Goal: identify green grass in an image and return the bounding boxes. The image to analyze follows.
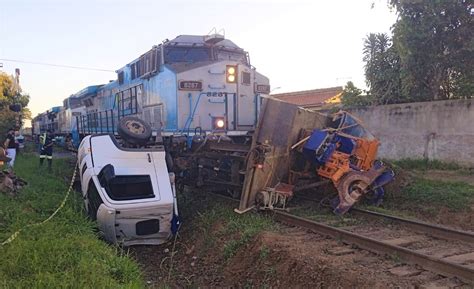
[259,246,270,260]
[366,177,474,218]
[290,204,363,227]
[395,178,474,211]
[360,205,412,219]
[391,158,464,171]
[178,191,275,262]
[206,204,275,261]
[0,153,144,289]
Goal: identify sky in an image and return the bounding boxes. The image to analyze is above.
[0,0,397,120]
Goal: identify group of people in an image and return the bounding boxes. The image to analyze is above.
[1,128,54,171]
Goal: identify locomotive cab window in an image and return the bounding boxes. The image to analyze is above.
[165,47,211,63]
[131,63,137,80]
[118,71,124,85]
[216,49,248,64]
[242,72,251,85]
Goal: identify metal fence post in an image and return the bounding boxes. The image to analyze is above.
[105,110,109,133]
[111,110,115,134]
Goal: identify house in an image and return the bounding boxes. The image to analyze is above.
[272,86,343,109]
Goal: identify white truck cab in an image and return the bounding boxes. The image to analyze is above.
[78,134,178,246]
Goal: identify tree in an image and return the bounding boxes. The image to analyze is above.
[0,72,30,135]
[363,33,403,104]
[390,0,473,100]
[341,81,373,108]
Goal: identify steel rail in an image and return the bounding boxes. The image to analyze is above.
[350,208,474,244]
[292,194,474,243]
[273,211,474,284]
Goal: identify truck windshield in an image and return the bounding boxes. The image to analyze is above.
[336,112,375,140]
[164,47,211,63]
[104,175,155,201]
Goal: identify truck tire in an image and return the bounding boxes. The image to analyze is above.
[117,116,152,145]
[165,152,174,172]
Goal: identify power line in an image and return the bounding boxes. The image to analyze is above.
[0,58,115,72]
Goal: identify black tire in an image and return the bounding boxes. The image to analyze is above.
[165,152,174,172]
[117,116,152,145]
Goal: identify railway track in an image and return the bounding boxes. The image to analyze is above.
[273,210,474,285]
[204,190,474,285]
[350,207,474,244]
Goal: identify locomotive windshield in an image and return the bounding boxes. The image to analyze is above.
[164,46,248,65]
[216,48,248,64]
[164,47,211,63]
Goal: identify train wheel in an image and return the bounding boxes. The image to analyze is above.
[117,116,152,145]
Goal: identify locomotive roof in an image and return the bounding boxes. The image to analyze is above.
[166,35,243,51]
[117,34,246,73]
[72,85,104,99]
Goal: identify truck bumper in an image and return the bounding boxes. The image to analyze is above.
[97,203,174,246]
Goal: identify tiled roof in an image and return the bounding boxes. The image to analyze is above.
[272,86,343,107]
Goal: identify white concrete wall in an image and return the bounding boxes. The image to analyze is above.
[350,99,474,166]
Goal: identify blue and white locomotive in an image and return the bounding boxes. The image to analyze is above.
[67,33,270,137]
[33,33,271,196]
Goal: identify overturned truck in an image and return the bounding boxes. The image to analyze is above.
[169,98,394,215]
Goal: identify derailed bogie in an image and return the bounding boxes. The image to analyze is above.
[168,133,250,198]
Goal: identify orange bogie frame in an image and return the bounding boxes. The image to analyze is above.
[317,134,380,185]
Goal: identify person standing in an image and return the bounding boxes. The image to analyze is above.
[39,130,54,171]
[4,128,17,170]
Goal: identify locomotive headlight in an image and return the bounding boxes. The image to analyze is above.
[212,117,226,130]
[226,65,237,83]
[227,75,236,82]
[216,119,225,128]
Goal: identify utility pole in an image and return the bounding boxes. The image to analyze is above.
[13,68,22,129]
[14,68,20,92]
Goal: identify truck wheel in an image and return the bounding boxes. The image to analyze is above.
[165,152,174,172]
[117,116,152,145]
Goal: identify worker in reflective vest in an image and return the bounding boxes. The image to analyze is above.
[39,130,54,171]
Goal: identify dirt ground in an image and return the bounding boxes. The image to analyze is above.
[130,192,465,288]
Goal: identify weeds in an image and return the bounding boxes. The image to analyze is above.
[259,246,270,260]
[367,176,474,219]
[290,204,362,227]
[396,178,474,211]
[177,189,275,262]
[391,158,464,171]
[389,253,402,264]
[0,153,144,289]
[218,208,275,260]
